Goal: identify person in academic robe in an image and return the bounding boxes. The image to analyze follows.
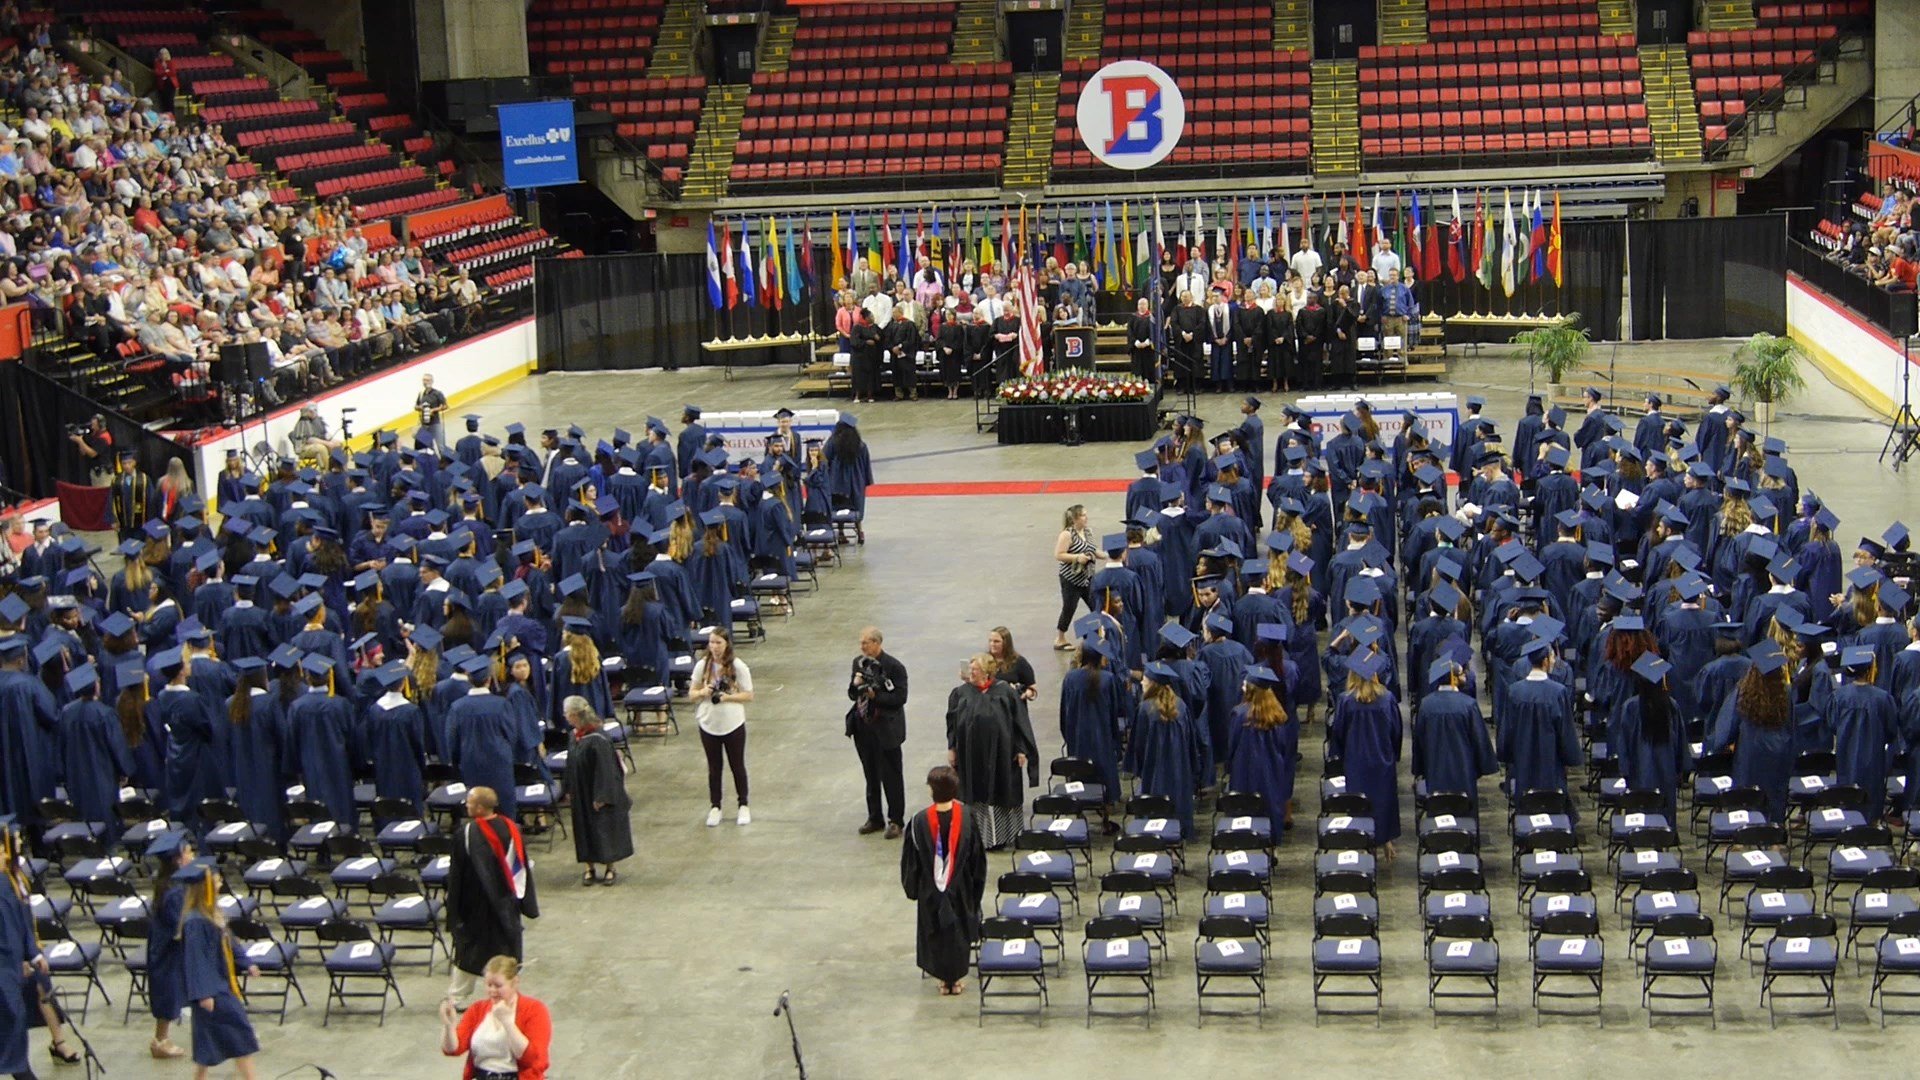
[284,655,358,830]
[562,694,633,885]
[1126,297,1158,380]
[884,293,921,400]
[360,664,427,818]
[549,619,613,733]
[1327,285,1360,391]
[945,655,1037,851]
[1225,665,1301,829]
[57,663,134,825]
[849,307,883,404]
[1294,290,1328,392]
[0,637,57,823]
[935,307,969,399]
[899,764,986,996]
[1128,662,1206,838]
[444,785,539,1006]
[1707,648,1797,821]
[822,416,874,523]
[1325,650,1404,851]
[223,659,286,841]
[684,513,746,629]
[172,864,261,1076]
[616,574,674,688]
[1168,291,1206,389]
[149,648,221,832]
[1830,646,1897,819]
[1056,638,1129,814]
[1411,658,1497,808]
[1498,642,1583,802]
[1610,653,1693,824]
[145,831,196,1061]
[448,656,528,823]
[0,825,63,1076]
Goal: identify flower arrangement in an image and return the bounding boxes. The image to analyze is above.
[997,372,1155,405]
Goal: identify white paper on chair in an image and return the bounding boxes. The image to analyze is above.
[246,942,275,958]
[344,858,376,871]
[445,784,467,795]
[1217,941,1245,957]
[1145,818,1167,832]
[1558,939,1587,956]
[299,898,328,910]
[1337,851,1360,865]
[1784,938,1810,954]
[1865,893,1890,908]
[1663,940,1691,956]
[1105,940,1132,959]
[1820,808,1846,822]
[524,784,547,797]
[395,821,421,833]
[1132,855,1158,870]
[1334,894,1357,910]
[215,822,247,836]
[1383,336,1403,351]
[1623,813,1646,827]
[1899,938,1920,954]
[1226,851,1249,866]
[1062,782,1085,794]
[1727,810,1751,824]
[1047,818,1071,833]
[1231,816,1252,829]
[1338,939,1363,955]
[1019,894,1047,909]
[1437,852,1461,867]
[1801,775,1825,788]
[1743,851,1771,866]
[1652,892,1678,909]
[1443,893,1466,908]
[1433,815,1456,828]
[1761,893,1786,908]
[1357,338,1377,351]
[1328,816,1352,829]
[1838,846,1866,862]
[256,858,283,872]
[350,942,375,959]
[1224,894,1246,909]
[1118,896,1142,912]
[730,599,747,608]
[1445,941,1472,957]
[1535,852,1558,865]
[1711,776,1733,791]
[1002,939,1029,956]
[1025,852,1053,865]
[1528,814,1552,827]
[395,897,424,910]
[1636,851,1660,864]
[1547,895,1571,911]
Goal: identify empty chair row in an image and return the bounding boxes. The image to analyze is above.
[1361,34,1637,61]
[1364,82,1646,108]
[1428,12,1601,40]
[733,130,1006,163]
[729,155,1001,184]
[743,106,1008,136]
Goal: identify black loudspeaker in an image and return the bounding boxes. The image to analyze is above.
[218,342,271,384]
[242,341,271,382]
[1890,295,1918,342]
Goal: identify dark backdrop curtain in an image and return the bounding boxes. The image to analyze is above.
[1560,220,1626,342]
[536,254,707,372]
[0,362,192,501]
[1628,213,1787,340]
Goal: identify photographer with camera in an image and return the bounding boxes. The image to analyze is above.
[846,626,909,838]
[690,627,755,828]
[67,413,112,482]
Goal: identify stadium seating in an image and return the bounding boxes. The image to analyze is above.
[1425,0,1600,41]
[1358,35,1651,164]
[523,0,685,174]
[1687,1,1869,149]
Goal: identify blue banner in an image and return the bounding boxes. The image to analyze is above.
[497,100,578,189]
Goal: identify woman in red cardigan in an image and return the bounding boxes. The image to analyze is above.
[438,956,552,1080]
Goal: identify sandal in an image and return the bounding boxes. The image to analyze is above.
[50,1041,80,1065]
[581,869,599,886]
[601,868,618,886]
[150,1039,185,1060]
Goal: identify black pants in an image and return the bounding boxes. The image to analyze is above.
[892,350,917,398]
[1057,576,1091,633]
[700,725,748,807]
[853,728,905,825]
[851,349,881,399]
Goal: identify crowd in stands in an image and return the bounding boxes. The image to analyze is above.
[0,12,492,419]
[1814,186,1920,292]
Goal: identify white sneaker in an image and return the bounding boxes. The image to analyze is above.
[705,807,722,827]
[736,806,752,826]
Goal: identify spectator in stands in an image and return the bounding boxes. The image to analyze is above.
[150,48,177,113]
[912,259,944,308]
[848,256,878,302]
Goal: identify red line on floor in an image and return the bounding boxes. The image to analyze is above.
[867,479,1134,497]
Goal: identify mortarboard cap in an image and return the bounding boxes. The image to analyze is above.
[1244,664,1282,689]
[1748,644,1789,675]
[1144,660,1179,682]
[407,624,443,652]
[1347,650,1388,679]
[558,573,589,597]
[63,663,98,695]
[0,595,25,624]
[1841,646,1876,671]
[1631,652,1672,683]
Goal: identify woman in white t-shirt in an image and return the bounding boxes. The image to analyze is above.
[690,628,755,827]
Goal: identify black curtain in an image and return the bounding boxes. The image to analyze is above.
[536,254,708,372]
[1628,214,1787,340]
[1560,220,1626,342]
[1418,221,1620,343]
[0,363,192,500]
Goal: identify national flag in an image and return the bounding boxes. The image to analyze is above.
[1015,202,1043,376]
[1073,211,1089,270]
[1406,192,1425,282]
[721,220,738,308]
[763,217,782,310]
[915,208,927,263]
[1423,194,1443,282]
[978,211,994,272]
[1448,190,1467,282]
[1104,200,1120,291]
[1393,191,1407,268]
[866,212,882,273]
[705,219,724,310]
[1296,195,1308,260]
[1478,192,1497,293]
[1150,200,1166,354]
[1278,198,1291,263]
[1470,192,1488,289]
[1213,213,1226,270]
[1549,190,1564,287]
[1351,194,1368,272]
[931,206,947,277]
[1370,192,1383,261]
[800,219,816,297]
[1228,198,1242,277]
[1511,190,1531,283]
[785,216,803,304]
[1192,200,1204,260]
[1051,206,1068,269]
[1120,201,1135,292]
[1530,191,1548,282]
[898,214,912,283]
[999,206,1012,276]
[1500,189,1517,298]
[738,219,757,306]
[880,210,894,275]
[828,210,844,291]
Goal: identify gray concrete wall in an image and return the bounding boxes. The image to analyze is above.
[433,0,531,80]
[1877,0,1920,131]
[264,0,363,64]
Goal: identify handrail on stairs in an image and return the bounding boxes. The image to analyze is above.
[1875,89,1920,138]
[1704,21,1869,160]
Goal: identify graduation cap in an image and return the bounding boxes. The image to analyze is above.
[1426,657,1461,687]
[1286,552,1314,576]
[837,413,860,429]
[407,624,444,653]
[152,647,185,676]
[290,593,323,620]
[1605,579,1644,606]
[1345,517,1373,537]
[1840,646,1876,671]
[1346,577,1381,606]
[1205,483,1234,505]
[1670,547,1703,572]
[1553,508,1584,532]
[62,662,97,696]
[0,636,28,660]
[500,579,529,604]
[1631,652,1672,683]
[1748,644,1789,676]
[1767,554,1798,581]
[1435,518,1466,543]
[1082,635,1120,663]
[1847,565,1885,591]
[1347,650,1388,680]
[1673,574,1708,601]
[1880,579,1911,614]
[558,573,588,597]
[561,615,595,634]
[1813,506,1840,532]
[1749,496,1777,523]
[1072,613,1106,640]
[699,509,727,528]
[1544,445,1571,469]
[1264,531,1294,554]
[1282,444,1308,465]
[1203,611,1234,636]
[0,594,28,625]
[232,657,267,676]
[1430,582,1464,613]
[177,619,212,645]
[1748,536,1779,562]
[520,484,548,502]
[1238,664,1280,690]
[146,830,190,860]
[267,643,304,670]
[1465,395,1487,410]
[1887,522,1912,553]
[1547,407,1568,426]
[1100,533,1128,556]
[1518,637,1553,659]
[1859,536,1888,559]
[370,663,409,692]
[1414,464,1444,488]
[1144,660,1179,683]
[1686,462,1714,481]
[1349,617,1386,647]
[1510,552,1547,582]
[1133,449,1159,472]
[1602,414,1627,434]
[1255,622,1290,645]
[95,610,136,638]
[1276,495,1305,516]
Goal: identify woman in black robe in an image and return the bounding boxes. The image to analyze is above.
[899,765,986,995]
[561,694,633,885]
[1328,284,1360,391]
[445,786,541,1004]
[945,655,1038,850]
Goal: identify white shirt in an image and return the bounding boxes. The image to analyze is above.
[861,293,894,328]
[1288,249,1323,284]
[692,656,753,736]
[467,1010,516,1072]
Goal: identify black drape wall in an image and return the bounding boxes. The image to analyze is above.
[0,363,192,500]
[536,254,707,373]
[1628,213,1787,340]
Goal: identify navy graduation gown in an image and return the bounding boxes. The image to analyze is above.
[153,686,221,827]
[1412,688,1497,801]
[1326,691,1404,842]
[286,690,358,829]
[215,602,274,662]
[617,603,674,685]
[1225,705,1300,826]
[1128,701,1204,838]
[362,696,428,815]
[1498,675,1582,797]
[0,884,39,1074]
[449,689,525,820]
[181,915,259,1067]
[549,650,613,730]
[1707,695,1795,821]
[0,670,58,818]
[1197,639,1253,774]
[1057,666,1129,797]
[1609,698,1694,823]
[1831,680,1896,815]
[57,698,133,824]
[685,543,746,626]
[229,691,287,839]
[148,885,187,1020]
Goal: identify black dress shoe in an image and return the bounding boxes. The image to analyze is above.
[884,823,903,840]
[858,820,884,835]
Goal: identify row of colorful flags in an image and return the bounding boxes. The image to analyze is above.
[703,189,1567,313]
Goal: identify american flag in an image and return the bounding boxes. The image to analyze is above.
[1015,265,1043,376]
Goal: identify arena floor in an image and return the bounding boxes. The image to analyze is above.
[74,341,1920,1078]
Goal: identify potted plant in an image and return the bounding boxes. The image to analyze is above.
[1731,332,1809,426]
[1511,314,1590,386]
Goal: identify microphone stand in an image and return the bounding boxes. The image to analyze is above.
[772,990,807,1079]
[57,1003,105,1080]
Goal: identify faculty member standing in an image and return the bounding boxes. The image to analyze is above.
[847,627,909,838]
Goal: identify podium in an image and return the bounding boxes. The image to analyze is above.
[1053,326,1096,368]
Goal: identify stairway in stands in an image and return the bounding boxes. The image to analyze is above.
[681,85,749,200]
[759,15,797,73]
[1002,72,1059,189]
[1595,0,1633,36]
[951,0,999,63]
[1311,60,1360,178]
[648,0,702,78]
[1272,0,1311,50]
[1699,0,1758,30]
[1377,0,1427,46]
[1640,45,1705,164]
[1064,0,1103,61]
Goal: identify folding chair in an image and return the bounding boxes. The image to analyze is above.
[1418,829,1481,905]
[1109,835,1178,914]
[317,918,404,1026]
[1759,913,1839,1029]
[1312,910,1382,1025]
[1204,869,1270,946]
[87,879,149,958]
[513,762,564,849]
[1315,869,1381,936]
[1824,823,1896,909]
[1611,826,1682,913]
[273,877,349,949]
[325,836,397,908]
[1699,786,1766,856]
[1428,914,1501,1025]
[372,804,438,857]
[621,683,679,737]
[1416,792,1481,852]
[1526,869,1599,950]
[1082,915,1155,1028]
[1195,914,1266,1027]
[1027,795,1092,877]
[230,916,307,1024]
[1870,910,1920,1026]
[728,595,767,642]
[976,917,1047,1026]
[1513,827,1581,910]
[1717,822,1788,912]
[1121,794,1185,856]
[1047,757,1108,818]
[415,834,454,898]
[1643,912,1718,1027]
[1211,791,1275,846]
[1098,871,1167,963]
[118,915,153,1023]
[993,871,1064,968]
[1314,829,1378,891]
[37,917,110,1023]
[1011,830,1080,913]
[1799,785,1868,866]
[1207,830,1272,885]
[1848,866,1920,966]
[1605,792,1674,864]
[1424,868,1492,942]
[1740,866,1817,961]
[1532,909,1604,1025]
[1627,868,1701,955]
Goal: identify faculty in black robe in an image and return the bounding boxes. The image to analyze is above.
[898,765,986,994]
[445,786,541,1004]
[1126,299,1158,379]
[945,657,1038,850]
[562,695,634,883]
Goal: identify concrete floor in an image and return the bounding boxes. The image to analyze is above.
[67,341,1920,1077]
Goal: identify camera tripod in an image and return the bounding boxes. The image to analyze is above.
[1880,334,1920,469]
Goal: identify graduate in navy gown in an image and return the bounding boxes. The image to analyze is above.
[223,659,286,841]
[1498,640,1582,801]
[447,655,528,821]
[616,573,674,687]
[172,864,261,1075]
[1707,645,1797,821]
[549,618,613,731]
[1830,645,1897,818]
[0,826,55,1077]
[685,512,747,629]
[0,636,58,822]
[1325,650,1404,849]
[1127,663,1204,839]
[1411,657,1497,807]
[1225,665,1301,829]
[145,831,196,1060]
[822,414,875,523]
[1609,653,1693,823]
[55,663,132,824]
[285,655,359,830]
[1195,613,1251,781]
[1056,638,1129,808]
[148,648,221,831]
[361,663,428,817]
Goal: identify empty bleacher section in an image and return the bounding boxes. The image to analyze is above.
[1423,0,1598,40]
[1051,0,1310,181]
[522,0,699,180]
[1358,33,1651,166]
[729,4,1009,190]
[1686,0,1869,152]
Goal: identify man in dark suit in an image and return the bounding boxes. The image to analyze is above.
[847,626,910,838]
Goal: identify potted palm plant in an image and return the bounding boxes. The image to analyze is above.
[1511,315,1590,386]
[1731,332,1809,427]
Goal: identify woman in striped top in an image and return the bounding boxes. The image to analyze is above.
[1053,504,1097,650]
